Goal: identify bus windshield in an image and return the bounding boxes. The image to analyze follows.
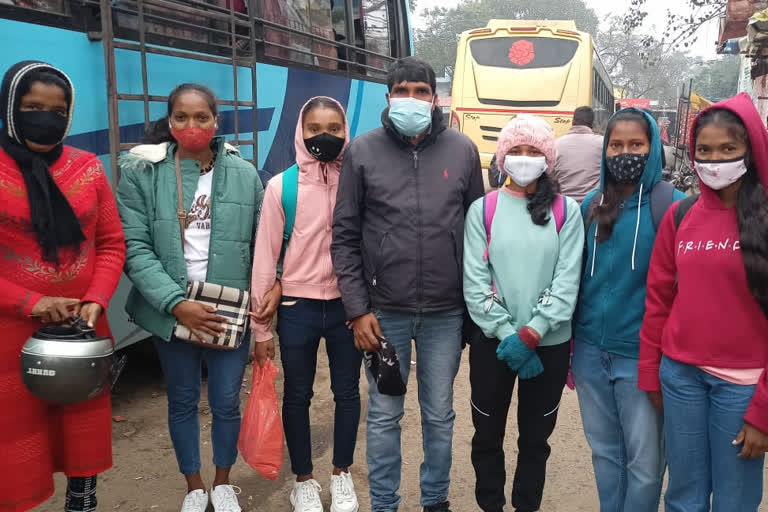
[469,37,579,69]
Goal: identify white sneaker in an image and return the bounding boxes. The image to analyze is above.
[211,485,242,512]
[330,472,359,512]
[181,489,209,512]
[290,479,323,512]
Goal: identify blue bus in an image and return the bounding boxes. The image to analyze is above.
[0,0,413,348]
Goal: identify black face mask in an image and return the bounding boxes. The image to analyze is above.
[304,132,345,162]
[18,110,68,145]
[605,153,649,184]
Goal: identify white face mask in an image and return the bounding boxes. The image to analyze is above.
[695,158,748,190]
[503,155,547,187]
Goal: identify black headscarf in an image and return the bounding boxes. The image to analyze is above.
[0,61,85,264]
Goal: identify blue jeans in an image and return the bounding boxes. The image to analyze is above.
[154,335,250,475]
[366,308,464,511]
[571,340,665,512]
[276,297,362,476]
[660,356,764,511]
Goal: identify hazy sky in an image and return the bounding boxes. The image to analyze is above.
[411,0,720,59]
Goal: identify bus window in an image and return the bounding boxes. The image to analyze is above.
[469,37,579,69]
[361,0,391,55]
[115,1,209,43]
[262,0,338,69]
[6,0,66,13]
[222,0,247,13]
[352,0,395,76]
[331,0,349,67]
[593,70,598,97]
[283,0,313,65]
[262,0,290,60]
[309,0,338,70]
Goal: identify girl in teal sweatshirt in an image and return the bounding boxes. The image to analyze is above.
[463,114,584,512]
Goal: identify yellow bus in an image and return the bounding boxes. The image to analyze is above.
[450,20,615,171]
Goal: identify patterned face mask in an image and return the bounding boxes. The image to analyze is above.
[605,153,649,184]
[695,157,748,190]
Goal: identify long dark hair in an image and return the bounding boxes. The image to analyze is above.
[142,83,218,144]
[695,109,768,318]
[590,111,652,242]
[526,172,559,226]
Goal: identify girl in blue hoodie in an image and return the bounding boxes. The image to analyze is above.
[572,109,685,512]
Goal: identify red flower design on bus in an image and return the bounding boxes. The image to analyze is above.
[508,40,535,66]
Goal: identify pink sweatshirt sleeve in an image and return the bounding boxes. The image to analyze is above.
[745,371,768,433]
[638,208,678,392]
[250,178,285,342]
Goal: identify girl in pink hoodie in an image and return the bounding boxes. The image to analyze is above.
[640,93,768,511]
[250,97,360,512]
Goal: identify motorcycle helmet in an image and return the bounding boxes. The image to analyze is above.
[21,319,114,404]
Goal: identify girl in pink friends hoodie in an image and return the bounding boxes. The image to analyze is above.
[250,97,361,512]
[640,93,768,511]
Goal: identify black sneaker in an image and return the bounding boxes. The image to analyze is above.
[423,502,451,512]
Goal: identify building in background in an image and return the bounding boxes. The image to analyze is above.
[718,1,768,123]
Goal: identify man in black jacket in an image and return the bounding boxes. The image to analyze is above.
[332,57,484,512]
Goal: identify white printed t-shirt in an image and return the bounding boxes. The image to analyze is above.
[184,170,213,282]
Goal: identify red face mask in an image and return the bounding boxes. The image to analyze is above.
[171,126,216,152]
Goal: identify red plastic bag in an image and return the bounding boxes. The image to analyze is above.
[238,360,284,479]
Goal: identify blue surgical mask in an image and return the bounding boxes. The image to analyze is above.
[388,97,434,137]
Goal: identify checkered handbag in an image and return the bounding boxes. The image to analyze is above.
[173,281,250,350]
[171,153,250,350]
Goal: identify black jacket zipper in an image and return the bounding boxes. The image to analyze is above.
[413,149,423,312]
[371,231,389,287]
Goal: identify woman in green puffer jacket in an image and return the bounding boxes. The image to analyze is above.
[116,83,263,512]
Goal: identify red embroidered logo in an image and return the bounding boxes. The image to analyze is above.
[443,169,449,179]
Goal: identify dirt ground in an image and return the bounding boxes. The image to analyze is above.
[34,340,768,512]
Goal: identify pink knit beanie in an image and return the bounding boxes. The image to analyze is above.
[495,114,555,171]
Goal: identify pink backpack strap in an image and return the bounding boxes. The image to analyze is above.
[482,190,499,261]
[552,194,568,234]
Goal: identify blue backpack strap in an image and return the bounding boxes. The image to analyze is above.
[650,181,675,232]
[279,164,299,264]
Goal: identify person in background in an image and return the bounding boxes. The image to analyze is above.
[0,61,125,512]
[463,115,584,512]
[572,108,685,512]
[658,118,671,145]
[488,154,502,188]
[332,56,484,512]
[117,83,263,512]
[250,96,361,512]
[640,93,768,511]
[552,106,604,204]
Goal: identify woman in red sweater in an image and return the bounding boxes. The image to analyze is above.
[0,61,125,511]
[639,93,768,511]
